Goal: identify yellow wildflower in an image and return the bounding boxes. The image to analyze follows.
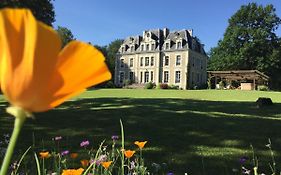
[39,151,50,159]
[124,150,135,158]
[101,161,113,169]
[134,141,147,149]
[61,168,84,175]
[0,8,111,113]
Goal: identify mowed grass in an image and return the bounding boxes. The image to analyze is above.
[1,89,281,174]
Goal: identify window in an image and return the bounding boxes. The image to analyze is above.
[140,72,143,83]
[119,72,124,84]
[151,71,154,82]
[151,57,154,66]
[164,71,169,83]
[121,47,124,53]
[151,43,155,50]
[120,59,124,68]
[164,56,169,66]
[175,71,181,83]
[129,72,134,83]
[131,46,134,52]
[129,58,133,67]
[141,45,144,51]
[165,43,169,50]
[176,55,181,66]
[140,57,143,66]
[177,42,181,49]
[145,57,149,66]
[146,44,149,51]
[144,71,149,83]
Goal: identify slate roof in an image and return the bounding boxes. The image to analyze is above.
[119,28,206,55]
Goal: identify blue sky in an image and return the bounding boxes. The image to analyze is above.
[53,0,281,52]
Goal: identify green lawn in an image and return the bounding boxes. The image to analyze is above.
[1,89,281,174]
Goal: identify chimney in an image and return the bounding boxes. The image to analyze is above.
[143,30,146,38]
[163,28,169,38]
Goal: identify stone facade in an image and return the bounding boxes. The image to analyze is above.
[114,28,208,89]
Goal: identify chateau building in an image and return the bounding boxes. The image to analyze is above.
[114,28,208,89]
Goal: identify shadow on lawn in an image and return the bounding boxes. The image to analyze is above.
[1,98,281,174]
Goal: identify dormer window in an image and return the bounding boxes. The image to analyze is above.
[146,33,150,38]
[141,44,144,51]
[130,46,134,52]
[146,44,149,51]
[177,42,182,49]
[121,47,124,53]
[165,42,169,50]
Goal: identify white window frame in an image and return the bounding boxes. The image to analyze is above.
[144,71,149,83]
[150,57,154,66]
[119,71,124,84]
[176,55,181,66]
[145,57,149,66]
[164,56,169,66]
[175,71,181,83]
[129,58,134,67]
[164,71,169,83]
[140,57,144,67]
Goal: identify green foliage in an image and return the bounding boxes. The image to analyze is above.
[257,85,269,91]
[168,85,179,90]
[208,3,281,89]
[56,26,75,48]
[0,0,55,26]
[124,79,131,87]
[95,39,123,82]
[144,82,155,89]
[107,39,123,77]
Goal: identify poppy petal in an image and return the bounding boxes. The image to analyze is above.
[0,9,61,112]
[48,41,111,108]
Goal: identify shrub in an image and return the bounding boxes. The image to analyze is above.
[144,82,155,89]
[124,79,131,87]
[159,83,169,89]
[257,85,269,91]
[169,85,179,90]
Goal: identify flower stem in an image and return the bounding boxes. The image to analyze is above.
[0,115,26,175]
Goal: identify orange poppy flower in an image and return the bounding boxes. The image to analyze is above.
[0,8,111,113]
[61,168,84,175]
[134,141,147,149]
[124,150,135,158]
[80,159,89,168]
[39,151,51,159]
[101,161,113,169]
[70,153,78,159]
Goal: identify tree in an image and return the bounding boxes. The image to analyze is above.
[94,45,107,58]
[208,3,281,89]
[92,39,123,87]
[106,39,123,77]
[56,26,75,47]
[0,0,55,26]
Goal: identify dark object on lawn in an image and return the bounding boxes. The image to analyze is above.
[256,97,273,108]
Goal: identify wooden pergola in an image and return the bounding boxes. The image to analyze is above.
[207,70,269,89]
